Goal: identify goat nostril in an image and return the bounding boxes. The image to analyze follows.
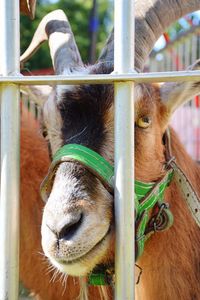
[58,213,83,241]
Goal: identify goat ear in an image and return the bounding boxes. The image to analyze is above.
[20,85,52,107]
[160,59,200,115]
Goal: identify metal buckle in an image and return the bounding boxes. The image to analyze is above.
[153,202,169,232]
[150,202,173,232]
[164,156,176,171]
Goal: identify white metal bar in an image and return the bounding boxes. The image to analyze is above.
[114,0,135,299]
[0,0,20,299]
[0,70,200,85]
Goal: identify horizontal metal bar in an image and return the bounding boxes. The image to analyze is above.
[0,70,200,85]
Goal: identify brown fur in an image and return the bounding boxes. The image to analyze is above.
[136,130,200,300]
[135,84,200,300]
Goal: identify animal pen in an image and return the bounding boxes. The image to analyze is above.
[0,1,200,300]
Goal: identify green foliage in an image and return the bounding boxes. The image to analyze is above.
[20,0,113,71]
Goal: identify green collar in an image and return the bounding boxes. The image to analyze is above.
[40,143,174,285]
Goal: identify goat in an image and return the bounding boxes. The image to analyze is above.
[20,0,200,299]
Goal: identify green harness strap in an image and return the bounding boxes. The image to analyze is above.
[54,144,114,190]
[40,143,174,286]
[135,171,174,259]
[40,144,114,202]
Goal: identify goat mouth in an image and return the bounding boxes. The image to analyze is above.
[55,226,111,267]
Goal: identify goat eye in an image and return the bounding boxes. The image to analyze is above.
[41,127,48,139]
[136,116,151,129]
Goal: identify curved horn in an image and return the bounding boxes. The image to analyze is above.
[99,0,200,72]
[20,10,83,74]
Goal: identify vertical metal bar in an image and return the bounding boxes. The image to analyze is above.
[114,0,135,299]
[0,0,20,299]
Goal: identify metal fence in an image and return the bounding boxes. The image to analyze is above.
[148,26,200,72]
[0,1,200,300]
[148,26,200,161]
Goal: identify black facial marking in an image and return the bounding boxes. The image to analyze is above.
[57,63,114,153]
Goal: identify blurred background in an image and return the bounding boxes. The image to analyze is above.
[20,0,113,71]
